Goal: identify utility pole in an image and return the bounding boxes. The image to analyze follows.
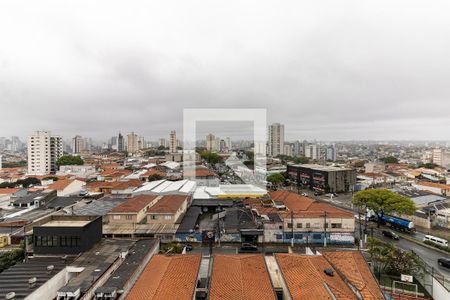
[291,211,294,248]
[323,211,327,247]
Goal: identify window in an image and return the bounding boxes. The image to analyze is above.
[151,215,157,220]
[126,215,133,220]
[294,233,303,239]
[113,215,121,220]
[285,233,293,239]
[313,234,322,240]
[305,223,310,228]
[164,215,172,220]
[287,223,293,229]
[331,223,342,228]
[297,223,302,228]
[275,234,283,240]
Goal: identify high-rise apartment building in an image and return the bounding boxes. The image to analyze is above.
[268,123,285,157]
[27,131,63,175]
[169,130,177,153]
[226,137,231,149]
[206,133,216,152]
[72,135,85,154]
[118,133,124,152]
[304,143,321,160]
[159,138,167,148]
[127,132,139,154]
[326,145,337,161]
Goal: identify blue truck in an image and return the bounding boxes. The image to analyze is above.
[379,215,415,232]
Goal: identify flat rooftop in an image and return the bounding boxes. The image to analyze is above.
[40,220,91,227]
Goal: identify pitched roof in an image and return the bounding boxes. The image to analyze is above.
[416,181,450,190]
[210,255,276,300]
[110,179,143,190]
[270,190,352,218]
[147,195,188,214]
[0,188,21,195]
[322,251,384,300]
[275,254,357,300]
[126,255,201,300]
[110,195,158,213]
[47,179,78,191]
[269,190,314,211]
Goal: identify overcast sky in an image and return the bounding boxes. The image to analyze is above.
[1,0,449,141]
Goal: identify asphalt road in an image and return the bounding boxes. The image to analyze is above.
[369,229,450,279]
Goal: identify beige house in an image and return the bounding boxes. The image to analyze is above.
[147,195,189,224]
[107,195,159,224]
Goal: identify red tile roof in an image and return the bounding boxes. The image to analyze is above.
[147,195,188,214]
[416,181,450,190]
[275,254,357,300]
[47,179,77,191]
[270,190,352,218]
[0,188,21,195]
[323,251,384,300]
[110,195,158,213]
[270,190,314,211]
[126,254,201,300]
[210,255,276,300]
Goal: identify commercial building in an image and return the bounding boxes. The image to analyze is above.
[31,215,102,255]
[287,164,356,193]
[268,123,284,157]
[27,131,63,175]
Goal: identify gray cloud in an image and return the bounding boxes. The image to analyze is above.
[0,0,449,141]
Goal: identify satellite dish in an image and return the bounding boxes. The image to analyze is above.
[6,292,16,299]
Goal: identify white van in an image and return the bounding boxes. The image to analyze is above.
[424,235,449,247]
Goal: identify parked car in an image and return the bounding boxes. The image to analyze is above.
[438,258,450,269]
[240,243,258,252]
[184,244,193,252]
[382,230,399,240]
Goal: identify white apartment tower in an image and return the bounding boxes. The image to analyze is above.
[27,131,63,175]
[169,130,177,153]
[268,123,285,157]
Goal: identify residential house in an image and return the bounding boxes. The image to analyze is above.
[107,195,159,224]
[46,179,85,196]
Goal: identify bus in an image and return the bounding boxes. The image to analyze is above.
[424,235,449,247]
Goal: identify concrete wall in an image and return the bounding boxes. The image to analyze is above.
[25,268,68,300]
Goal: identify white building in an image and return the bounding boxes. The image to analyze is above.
[326,145,337,161]
[304,143,320,160]
[27,131,63,175]
[268,123,285,157]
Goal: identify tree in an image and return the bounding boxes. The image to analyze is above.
[200,151,223,164]
[380,156,399,164]
[267,173,285,186]
[42,176,58,182]
[352,189,416,227]
[0,249,24,273]
[367,238,424,276]
[148,174,164,182]
[56,155,84,168]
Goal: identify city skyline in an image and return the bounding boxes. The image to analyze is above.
[1,1,450,140]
